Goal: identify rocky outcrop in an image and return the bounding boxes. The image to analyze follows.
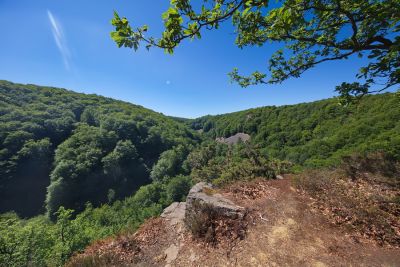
[161,202,186,226]
[161,182,246,230]
[69,179,400,267]
[157,183,247,265]
[216,132,250,145]
[185,182,245,221]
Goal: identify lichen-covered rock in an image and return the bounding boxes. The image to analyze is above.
[185,182,245,221]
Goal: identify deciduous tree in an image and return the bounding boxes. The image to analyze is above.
[111,0,400,103]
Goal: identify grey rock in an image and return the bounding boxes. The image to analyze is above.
[161,202,186,226]
[185,182,245,222]
[216,132,250,145]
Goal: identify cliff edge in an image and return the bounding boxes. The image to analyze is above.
[68,177,400,267]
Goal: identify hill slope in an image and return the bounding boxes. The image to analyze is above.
[189,93,400,167]
[69,177,400,267]
[0,80,200,217]
[1,81,399,217]
[1,80,399,266]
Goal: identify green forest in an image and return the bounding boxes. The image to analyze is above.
[0,80,399,266]
[189,94,400,167]
[0,80,201,218]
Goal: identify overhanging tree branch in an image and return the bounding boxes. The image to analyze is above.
[110,0,400,104]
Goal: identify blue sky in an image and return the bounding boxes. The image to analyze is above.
[0,0,372,118]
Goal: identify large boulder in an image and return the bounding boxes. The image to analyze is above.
[160,183,247,243]
[184,183,247,242]
[185,182,245,221]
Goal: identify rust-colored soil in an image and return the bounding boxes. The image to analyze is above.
[70,178,400,267]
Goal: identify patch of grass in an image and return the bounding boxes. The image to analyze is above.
[203,187,217,196]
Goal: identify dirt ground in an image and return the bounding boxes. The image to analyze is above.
[71,177,400,267]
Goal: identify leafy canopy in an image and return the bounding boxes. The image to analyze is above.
[0,80,200,218]
[111,0,400,103]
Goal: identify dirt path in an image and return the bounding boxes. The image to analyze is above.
[71,177,400,266]
[211,178,400,267]
[164,178,399,267]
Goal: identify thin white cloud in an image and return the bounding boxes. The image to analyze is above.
[47,10,71,70]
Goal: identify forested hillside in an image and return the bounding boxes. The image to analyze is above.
[0,81,399,266]
[1,81,398,218]
[0,80,200,217]
[190,93,400,167]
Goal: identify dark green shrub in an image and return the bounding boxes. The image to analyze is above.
[166,175,192,202]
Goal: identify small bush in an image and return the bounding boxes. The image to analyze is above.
[186,141,293,186]
[166,175,193,202]
[185,200,247,246]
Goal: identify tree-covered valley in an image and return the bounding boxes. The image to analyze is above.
[0,80,201,218]
[0,80,399,266]
[189,93,400,167]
